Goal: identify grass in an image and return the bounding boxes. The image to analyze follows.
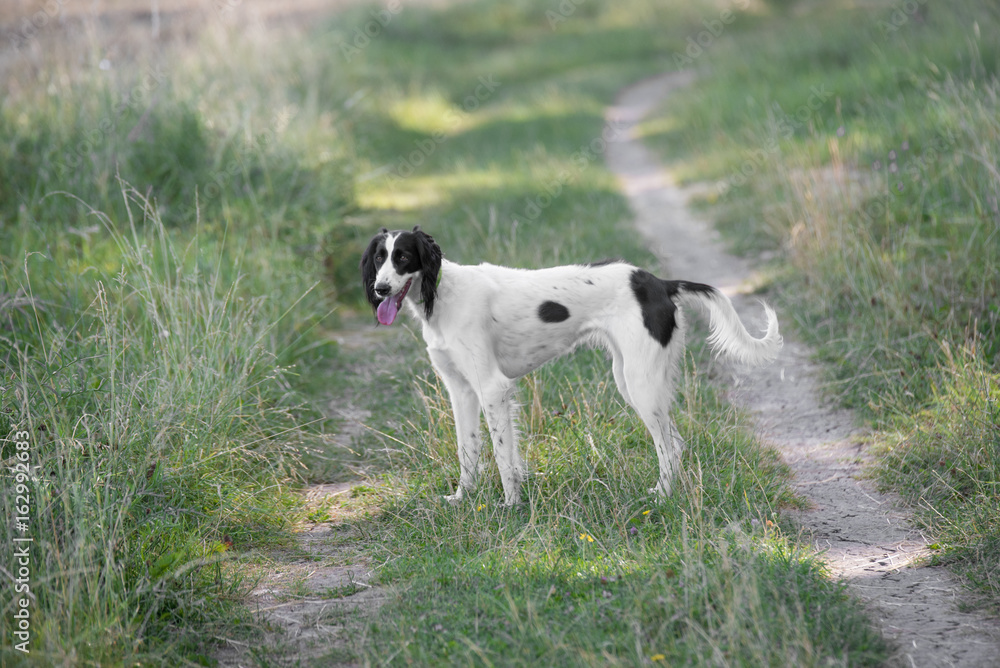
[1,6,348,662]
[1,0,899,664]
[317,1,890,664]
[352,356,886,665]
[1,188,307,662]
[872,346,1000,609]
[639,0,1000,609]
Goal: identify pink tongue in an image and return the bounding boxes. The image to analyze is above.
[376,296,398,326]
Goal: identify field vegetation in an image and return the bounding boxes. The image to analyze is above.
[2,0,991,664]
[640,0,1000,610]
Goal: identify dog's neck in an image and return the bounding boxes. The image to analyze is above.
[409,259,452,324]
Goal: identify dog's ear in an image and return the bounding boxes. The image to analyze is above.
[359,231,385,316]
[413,226,442,319]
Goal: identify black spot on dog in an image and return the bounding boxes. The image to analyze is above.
[389,230,428,275]
[538,301,570,323]
[630,270,676,347]
[630,270,716,347]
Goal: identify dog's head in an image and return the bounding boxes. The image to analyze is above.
[360,226,442,325]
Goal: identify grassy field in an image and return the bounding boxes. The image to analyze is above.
[1,0,971,664]
[1,2,354,663]
[639,0,1000,610]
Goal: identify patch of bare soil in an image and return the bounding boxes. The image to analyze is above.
[213,481,384,668]
[605,70,1000,667]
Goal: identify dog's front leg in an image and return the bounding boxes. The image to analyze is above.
[445,387,484,503]
[482,380,525,506]
[429,349,484,503]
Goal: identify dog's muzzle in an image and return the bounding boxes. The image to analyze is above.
[375,278,413,326]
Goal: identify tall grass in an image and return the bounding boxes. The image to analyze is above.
[1,0,901,662]
[1,6,364,661]
[873,346,1000,610]
[0,8,362,309]
[773,70,1000,417]
[0,186,312,663]
[640,0,1000,605]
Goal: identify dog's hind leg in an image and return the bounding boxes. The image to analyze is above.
[649,417,686,497]
[621,354,684,497]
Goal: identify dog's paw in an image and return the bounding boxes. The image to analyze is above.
[443,488,465,504]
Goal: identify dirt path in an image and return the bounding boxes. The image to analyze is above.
[213,480,383,667]
[605,70,1000,667]
[213,326,396,667]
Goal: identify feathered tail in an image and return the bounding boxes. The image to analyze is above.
[677,283,782,367]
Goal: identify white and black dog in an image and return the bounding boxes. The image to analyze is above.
[360,226,781,505]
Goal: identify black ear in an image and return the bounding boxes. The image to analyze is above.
[359,231,386,315]
[413,226,442,319]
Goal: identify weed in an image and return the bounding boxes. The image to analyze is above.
[0,0,902,662]
[873,345,1000,610]
[640,0,1000,606]
[0,186,307,662]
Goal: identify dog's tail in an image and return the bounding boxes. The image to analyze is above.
[677,282,782,367]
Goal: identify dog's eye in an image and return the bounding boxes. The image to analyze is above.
[397,253,407,263]
[375,254,385,264]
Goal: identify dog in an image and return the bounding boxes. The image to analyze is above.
[360,226,781,505]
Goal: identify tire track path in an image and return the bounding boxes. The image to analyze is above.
[604,70,1000,667]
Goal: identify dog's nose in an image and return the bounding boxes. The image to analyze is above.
[374,283,392,298]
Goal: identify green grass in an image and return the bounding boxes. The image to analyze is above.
[1,10,349,662]
[354,357,886,665]
[1,0,899,664]
[316,1,890,664]
[639,0,1000,608]
[1,190,307,662]
[872,347,1000,609]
